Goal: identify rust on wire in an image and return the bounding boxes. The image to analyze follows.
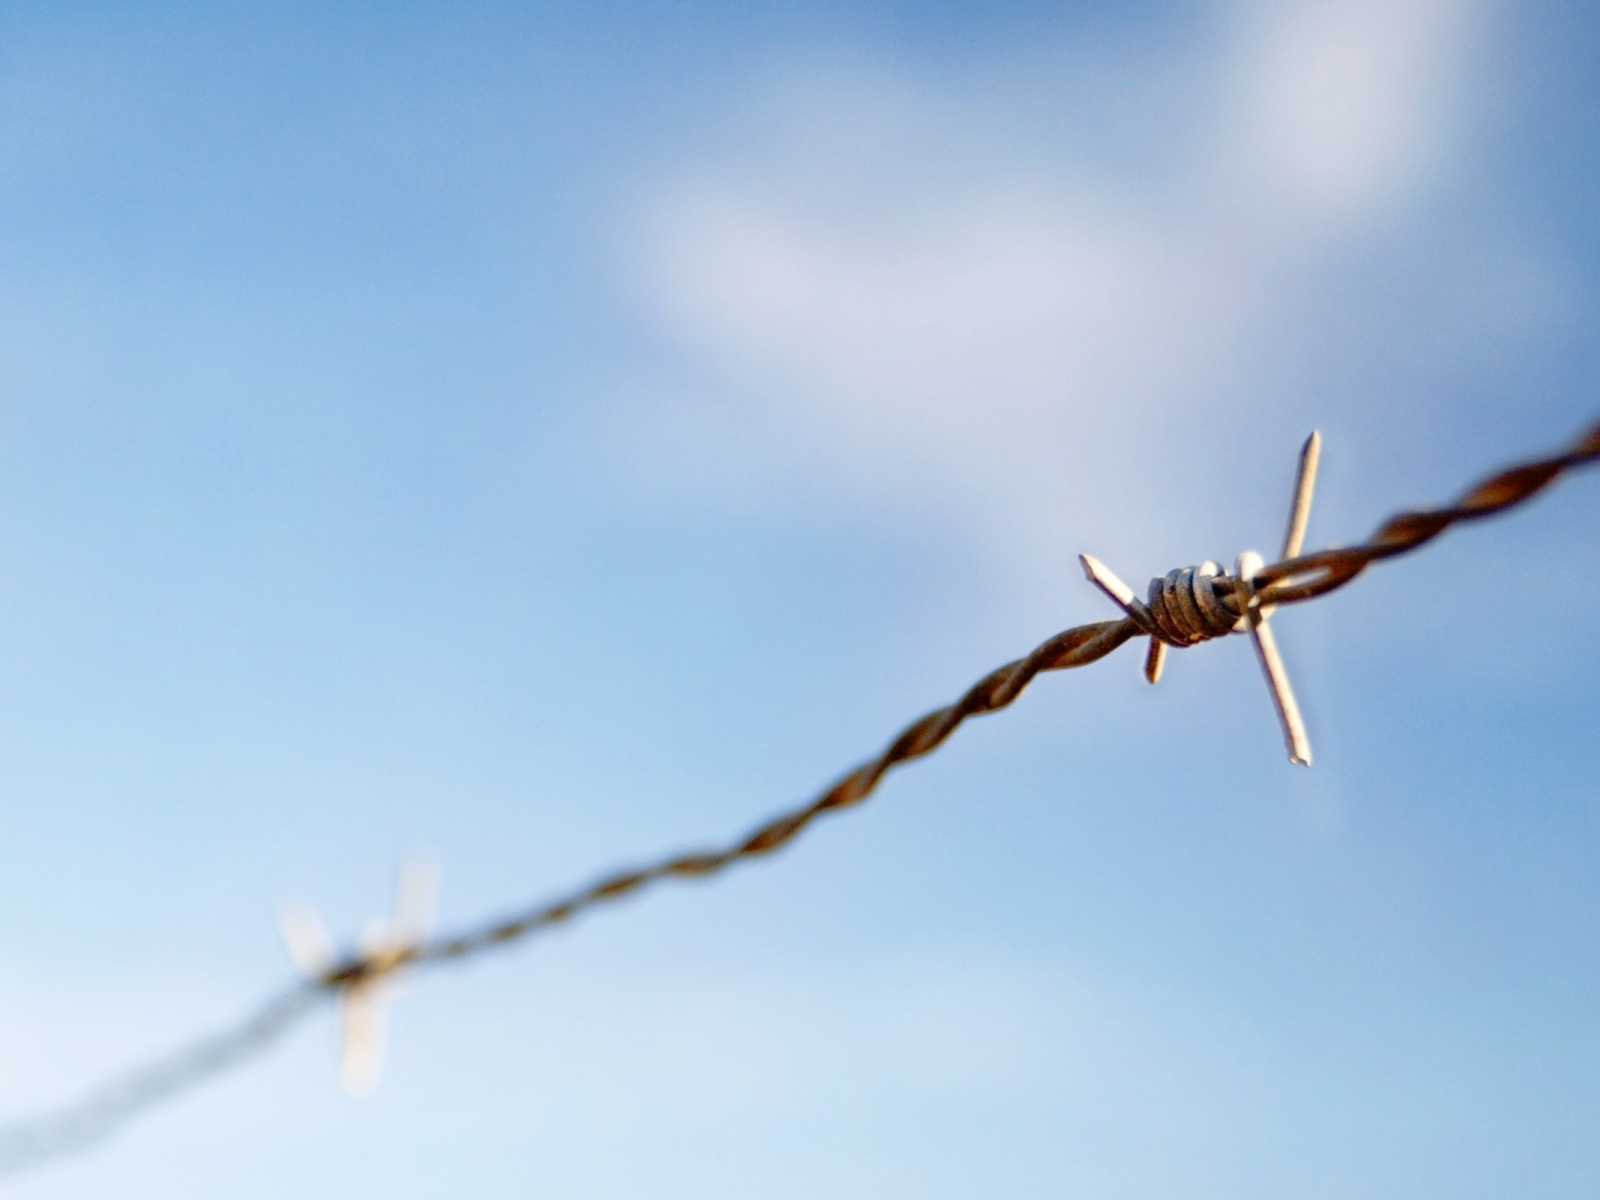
[1,417,1597,1177]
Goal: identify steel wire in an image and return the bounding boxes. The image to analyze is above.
[1,416,1595,1177]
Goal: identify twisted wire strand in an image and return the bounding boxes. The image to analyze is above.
[1253,418,1600,606]
[1,417,1595,1177]
[410,617,1138,966]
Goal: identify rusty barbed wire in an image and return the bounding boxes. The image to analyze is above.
[1,416,1596,1177]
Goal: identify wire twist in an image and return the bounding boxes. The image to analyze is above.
[1138,563,1239,645]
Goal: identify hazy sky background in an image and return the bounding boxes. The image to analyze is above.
[0,1,1597,1196]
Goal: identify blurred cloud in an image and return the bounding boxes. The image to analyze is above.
[1235,0,1477,217]
[623,0,1529,590]
[0,3,1596,1194]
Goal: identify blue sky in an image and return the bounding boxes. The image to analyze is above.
[0,1,1597,1196]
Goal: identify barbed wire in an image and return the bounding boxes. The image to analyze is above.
[1,417,1596,1177]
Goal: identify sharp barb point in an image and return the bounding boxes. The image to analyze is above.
[1143,638,1166,684]
[1079,553,1147,625]
[1281,431,1322,562]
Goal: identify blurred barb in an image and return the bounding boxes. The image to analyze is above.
[280,856,439,1095]
[0,418,1595,1177]
[278,903,338,979]
[0,861,442,1172]
[337,858,438,1095]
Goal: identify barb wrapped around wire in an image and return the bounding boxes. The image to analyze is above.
[1080,429,1325,763]
[0,416,1596,1178]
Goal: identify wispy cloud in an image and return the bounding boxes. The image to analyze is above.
[620,0,1550,599]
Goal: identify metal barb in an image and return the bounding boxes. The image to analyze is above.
[1237,550,1312,766]
[1078,553,1141,617]
[1241,430,1320,765]
[277,856,439,1096]
[1077,432,1322,764]
[1143,638,1167,684]
[1281,431,1322,562]
[1079,553,1168,683]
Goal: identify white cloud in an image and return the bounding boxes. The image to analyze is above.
[617,0,1562,622]
[1232,0,1477,218]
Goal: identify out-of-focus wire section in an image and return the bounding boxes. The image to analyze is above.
[0,985,322,1172]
